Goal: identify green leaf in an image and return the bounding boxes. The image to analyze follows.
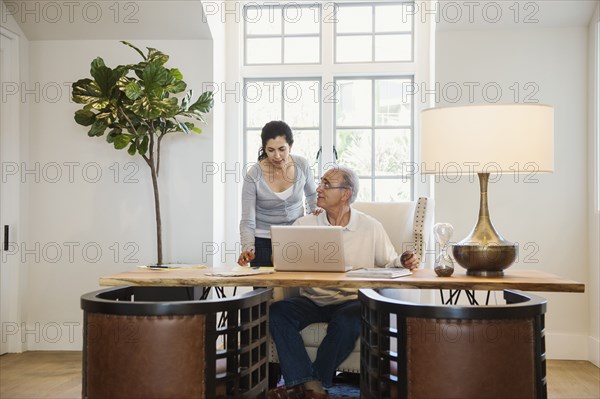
[192,126,202,134]
[179,111,206,123]
[137,135,149,155]
[113,134,132,149]
[121,41,146,60]
[72,79,103,104]
[95,112,112,121]
[142,62,170,95]
[177,121,190,134]
[90,57,106,76]
[131,96,178,119]
[107,128,122,143]
[136,124,149,136]
[88,119,108,137]
[74,109,96,126]
[169,68,183,80]
[127,142,137,156]
[124,81,142,100]
[114,65,130,77]
[181,90,193,110]
[90,63,118,97]
[166,79,186,94]
[189,91,214,114]
[146,48,169,65]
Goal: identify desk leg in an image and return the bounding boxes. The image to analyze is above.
[439,290,492,305]
[440,289,462,304]
[465,290,478,305]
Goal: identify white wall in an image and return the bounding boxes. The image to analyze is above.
[435,27,590,360]
[19,40,213,350]
[587,4,600,367]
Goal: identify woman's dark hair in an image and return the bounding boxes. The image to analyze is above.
[257,121,294,161]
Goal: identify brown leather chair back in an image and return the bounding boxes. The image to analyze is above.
[82,287,272,399]
[359,289,546,399]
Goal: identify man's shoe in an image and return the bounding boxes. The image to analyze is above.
[304,389,330,399]
[267,385,305,399]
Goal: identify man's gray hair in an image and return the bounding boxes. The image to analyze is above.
[334,165,359,204]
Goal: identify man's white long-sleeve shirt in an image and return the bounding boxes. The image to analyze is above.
[294,208,404,306]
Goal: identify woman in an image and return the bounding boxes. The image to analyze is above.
[238,120,317,266]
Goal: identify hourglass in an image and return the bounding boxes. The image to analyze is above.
[434,223,455,277]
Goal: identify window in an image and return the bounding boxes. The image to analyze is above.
[244,78,321,164]
[244,4,321,65]
[241,1,429,201]
[335,3,413,63]
[335,77,413,201]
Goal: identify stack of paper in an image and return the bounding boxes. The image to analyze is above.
[346,268,412,279]
[206,267,275,277]
[138,264,207,270]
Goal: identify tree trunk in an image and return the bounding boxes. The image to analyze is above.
[149,162,162,266]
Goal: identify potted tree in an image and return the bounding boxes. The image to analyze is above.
[72,41,214,266]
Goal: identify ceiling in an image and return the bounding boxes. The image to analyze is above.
[4,0,598,41]
[3,0,212,41]
[437,0,598,31]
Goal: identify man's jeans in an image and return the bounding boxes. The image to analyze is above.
[269,296,361,388]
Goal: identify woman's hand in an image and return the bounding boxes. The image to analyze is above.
[237,250,256,266]
[312,207,324,215]
[400,251,419,270]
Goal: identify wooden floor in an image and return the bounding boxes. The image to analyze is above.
[1,351,598,398]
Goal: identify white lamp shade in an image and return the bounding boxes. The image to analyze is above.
[420,104,554,174]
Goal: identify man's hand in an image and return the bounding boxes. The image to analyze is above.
[237,250,255,266]
[400,251,419,270]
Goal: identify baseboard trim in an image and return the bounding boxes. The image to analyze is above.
[546,333,588,360]
[19,322,83,352]
[588,335,600,367]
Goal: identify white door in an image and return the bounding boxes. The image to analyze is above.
[0,28,20,355]
[0,34,8,355]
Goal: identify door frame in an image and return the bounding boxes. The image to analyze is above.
[1,26,23,354]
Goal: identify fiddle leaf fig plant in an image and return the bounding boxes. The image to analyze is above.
[72,41,214,266]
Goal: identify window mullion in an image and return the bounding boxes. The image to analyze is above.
[371,78,376,201]
[321,2,336,171]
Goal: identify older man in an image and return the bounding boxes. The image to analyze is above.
[268,166,418,399]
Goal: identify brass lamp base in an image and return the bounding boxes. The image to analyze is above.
[453,173,518,277]
[452,244,518,277]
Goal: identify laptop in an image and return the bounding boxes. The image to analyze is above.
[270,225,351,272]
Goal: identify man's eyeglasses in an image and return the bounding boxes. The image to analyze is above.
[318,181,349,190]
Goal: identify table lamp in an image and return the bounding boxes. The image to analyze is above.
[420,104,554,276]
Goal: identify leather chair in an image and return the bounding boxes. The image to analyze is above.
[269,197,433,379]
[359,288,547,399]
[81,286,272,399]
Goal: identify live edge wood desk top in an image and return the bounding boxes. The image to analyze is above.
[99,268,585,293]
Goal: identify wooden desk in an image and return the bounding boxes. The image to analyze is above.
[100,268,585,293]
